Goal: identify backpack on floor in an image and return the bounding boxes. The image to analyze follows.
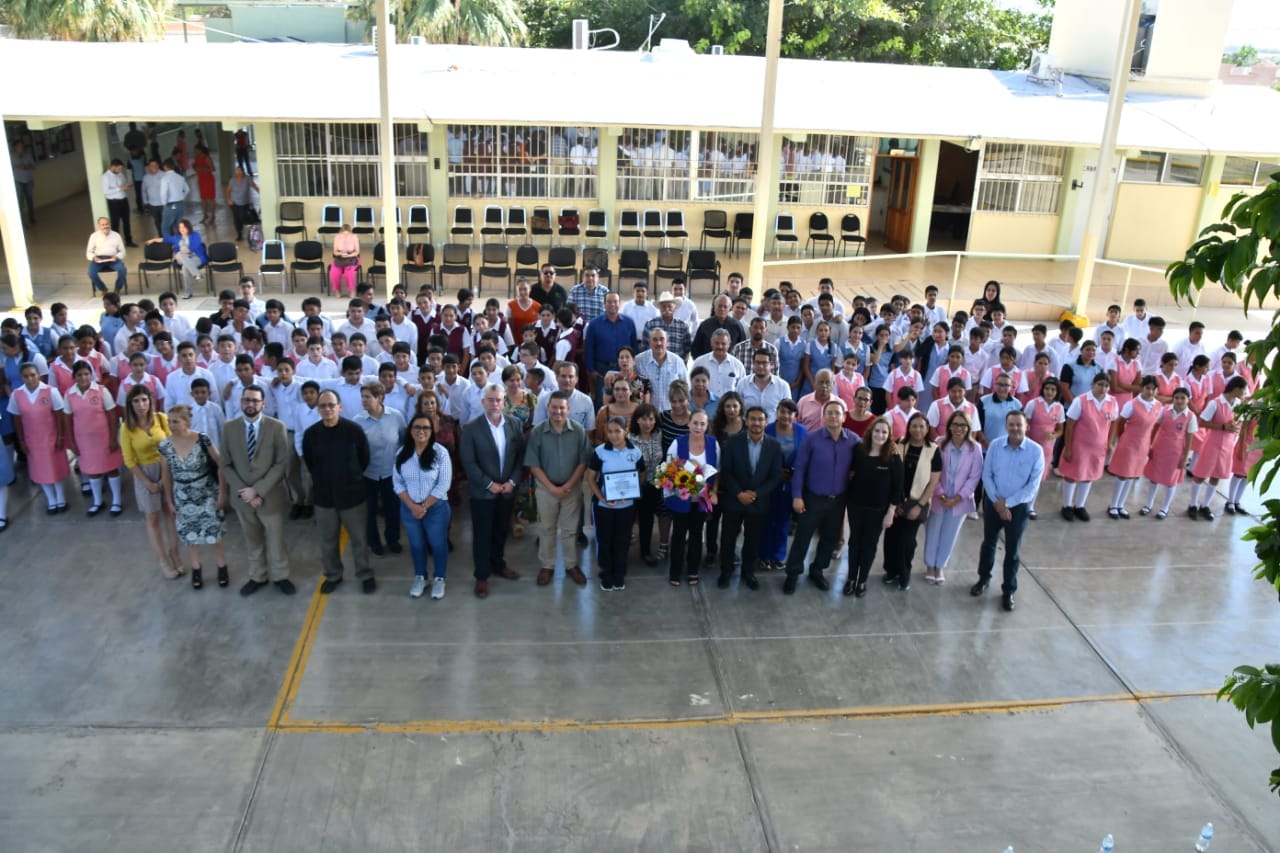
[246,223,264,251]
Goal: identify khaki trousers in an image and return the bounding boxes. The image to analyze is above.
[536,483,583,570]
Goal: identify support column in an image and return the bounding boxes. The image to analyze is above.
[746,0,785,295]
[1193,154,1227,237]
[596,127,619,241]
[375,0,399,300]
[81,121,110,223]
[761,133,784,271]
[0,117,34,307]
[427,124,450,258]
[907,139,940,255]
[253,122,279,238]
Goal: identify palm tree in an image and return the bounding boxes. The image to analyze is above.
[358,0,527,47]
[0,0,169,41]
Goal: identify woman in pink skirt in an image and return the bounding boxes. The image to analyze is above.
[62,361,125,517]
[1105,375,1161,519]
[1058,373,1119,521]
[1108,338,1142,413]
[7,362,71,513]
[1021,376,1064,520]
[1186,376,1249,521]
[1139,386,1197,519]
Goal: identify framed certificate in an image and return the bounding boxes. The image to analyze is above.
[603,470,641,502]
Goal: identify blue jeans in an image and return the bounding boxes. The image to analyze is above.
[401,501,450,578]
[88,260,127,292]
[364,476,400,549]
[161,202,183,236]
[977,498,1029,594]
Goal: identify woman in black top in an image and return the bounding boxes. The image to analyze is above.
[843,416,903,598]
[882,413,941,590]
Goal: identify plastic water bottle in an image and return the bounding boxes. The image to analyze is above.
[1100,834,1114,852]
[1195,822,1214,852]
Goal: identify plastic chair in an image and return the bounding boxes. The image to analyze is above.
[275,201,308,243]
[665,209,689,249]
[582,247,611,287]
[547,246,577,286]
[686,250,721,296]
[206,242,243,295]
[378,207,402,238]
[584,209,608,247]
[439,243,473,289]
[290,240,326,293]
[514,244,540,283]
[351,205,376,237]
[479,243,512,295]
[838,213,867,257]
[641,209,665,248]
[137,242,176,294]
[481,205,505,241]
[774,213,799,256]
[402,243,436,289]
[618,249,650,287]
[557,207,581,244]
[806,212,835,256]
[451,206,475,244]
[259,240,287,292]
[618,209,642,248]
[731,212,754,255]
[367,242,389,290]
[653,248,684,286]
[700,209,731,251]
[530,206,554,244]
[506,206,528,240]
[406,204,430,238]
[317,204,343,246]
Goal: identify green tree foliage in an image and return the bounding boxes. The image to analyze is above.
[0,0,169,41]
[521,0,1052,69]
[1225,44,1261,67]
[354,0,528,46]
[1167,175,1280,796]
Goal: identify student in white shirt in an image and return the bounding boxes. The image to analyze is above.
[163,342,216,406]
[187,378,226,452]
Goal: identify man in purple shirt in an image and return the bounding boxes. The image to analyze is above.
[783,398,860,594]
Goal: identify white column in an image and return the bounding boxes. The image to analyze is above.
[81,121,110,223]
[746,0,784,291]
[253,122,279,238]
[907,139,940,254]
[0,118,34,306]
[375,0,399,300]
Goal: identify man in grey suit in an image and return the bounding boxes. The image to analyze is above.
[460,382,526,599]
[717,406,783,590]
[221,386,294,596]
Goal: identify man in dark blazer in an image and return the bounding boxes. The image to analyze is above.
[460,382,527,598]
[717,405,783,590]
[221,386,293,596]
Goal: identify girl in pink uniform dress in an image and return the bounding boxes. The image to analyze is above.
[1226,406,1262,516]
[7,362,70,513]
[1105,375,1161,519]
[1108,338,1142,414]
[1186,376,1250,521]
[1139,386,1197,519]
[62,361,125,516]
[1022,376,1064,520]
[1183,355,1214,464]
[1057,373,1119,521]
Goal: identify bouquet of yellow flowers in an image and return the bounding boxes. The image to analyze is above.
[653,457,715,511]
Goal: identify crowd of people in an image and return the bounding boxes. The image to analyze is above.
[0,271,1260,611]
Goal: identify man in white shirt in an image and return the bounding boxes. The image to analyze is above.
[1171,321,1207,374]
[621,281,660,331]
[86,217,129,294]
[159,158,189,237]
[735,349,792,423]
[1137,316,1169,376]
[238,278,269,322]
[692,330,746,396]
[634,329,689,412]
[101,159,136,247]
[164,342,216,406]
[1120,298,1151,343]
[141,158,166,238]
[112,303,147,356]
[337,300,377,341]
[671,279,699,330]
[532,362,597,429]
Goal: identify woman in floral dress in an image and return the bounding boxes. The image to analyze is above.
[158,404,228,590]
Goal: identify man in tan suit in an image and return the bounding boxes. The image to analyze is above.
[221,386,294,595]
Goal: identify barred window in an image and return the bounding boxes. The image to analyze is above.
[446,124,596,199]
[1121,150,1205,185]
[778,134,874,207]
[1221,156,1280,188]
[693,131,758,203]
[976,143,1066,213]
[617,128,693,201]
[274,122,430,198]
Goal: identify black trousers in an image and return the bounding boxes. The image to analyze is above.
[705,503,723,556]
[231,203,251,239]
[636,484,662,558]
[107,197,133,243]
[669,508,706,581]
[784,491,845,578]
[846,504,889,586]
[593,502,635,584]
[720,509,764,579]
[882,512,924,587]
[470,495,514,580]
[147,205,164,238]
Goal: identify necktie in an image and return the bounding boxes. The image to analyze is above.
[246,422,257,461]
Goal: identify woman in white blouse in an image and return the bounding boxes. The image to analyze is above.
[393,413,453,600]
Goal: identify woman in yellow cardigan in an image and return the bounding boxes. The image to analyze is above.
[120,384,183,578]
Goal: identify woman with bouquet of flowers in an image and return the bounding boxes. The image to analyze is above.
[658,410,717,587]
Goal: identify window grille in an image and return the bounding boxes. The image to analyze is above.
[1221,156,1280,188]
[777,134,874,206]
[446,124,597,198]
[976,143,1065,213]
[1121,150,1205,185]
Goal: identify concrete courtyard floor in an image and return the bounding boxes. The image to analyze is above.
[1,466,1278,852]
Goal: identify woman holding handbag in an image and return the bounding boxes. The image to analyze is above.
[329,223,361,296]
[158,404,229,590]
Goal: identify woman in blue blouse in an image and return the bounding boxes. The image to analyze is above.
[393,413,453,600]
[801,320,843,399]
[146,218,207,300]
[588,416,646,591]
[761,399,807,570]
[664,410,718,586]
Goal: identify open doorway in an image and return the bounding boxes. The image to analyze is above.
[870,137,921,253]
[926,141,979,251]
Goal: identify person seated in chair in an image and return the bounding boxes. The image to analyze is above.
[86,217,128,293]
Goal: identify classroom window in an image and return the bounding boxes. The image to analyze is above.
[975,143,1066,213]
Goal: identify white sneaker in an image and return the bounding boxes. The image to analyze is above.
[409,576,427,599]
[430,577,446,600]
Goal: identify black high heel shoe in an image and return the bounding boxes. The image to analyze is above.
[217,566,229,587]
[191,567,204,590]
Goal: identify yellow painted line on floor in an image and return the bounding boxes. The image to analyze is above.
[266,529,344,729]
[269,689,1219,736]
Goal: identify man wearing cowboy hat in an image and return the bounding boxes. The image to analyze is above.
[621,280,660,330]
[642,290,693,360]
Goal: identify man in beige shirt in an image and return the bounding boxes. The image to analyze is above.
[85,216,127,293]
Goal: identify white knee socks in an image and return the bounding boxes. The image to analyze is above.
[107,475,122,506]
[40,483,56,508]
[53,481,65,505]
[1142,480,1158,511]
[1073,481,1092,508]
[1229,475,1249,506]
[0,486,8,520]
[1111,478,1134,510]
[1061,481,1076,507]
[89,477,104,506]
[1159,485,1178,514]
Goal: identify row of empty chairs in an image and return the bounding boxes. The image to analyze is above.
[276,202,432,245]
[772,211,866,257]
[136,241,244,295]
[450,206,691,251]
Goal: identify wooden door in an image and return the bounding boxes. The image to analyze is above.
[883,156,918,253]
